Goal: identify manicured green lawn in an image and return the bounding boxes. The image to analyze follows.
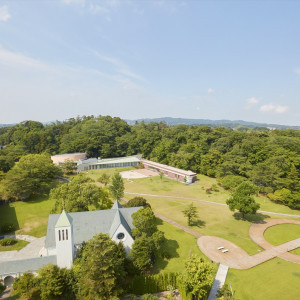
[226,258,300,300]
[264,224,300,245]
[264,224,300,255]
[140,195,266,255]
[0,194,56,237]
[0,239,29,251]
[124,175,300,216]
[154,219,217,274]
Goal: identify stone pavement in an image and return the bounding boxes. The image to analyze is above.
[0,236,46,262]
[208,264,229,300]
[197,219,300,269]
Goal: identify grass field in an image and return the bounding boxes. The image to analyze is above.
[123,175,300,216]
[1,170,300,300]
[226,258,300,300]
[154,219,217,274]
[0,240,29,252]
[0,194,56,237]
[264,224,300,255]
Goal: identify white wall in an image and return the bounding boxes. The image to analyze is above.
[111,224,134,255]
[55,226,74,269]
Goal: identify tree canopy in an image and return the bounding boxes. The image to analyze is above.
[0,154,61,200]
[182,202,199,226]
[74,232,126,299]
[226,181,260,218]
[109,172,124,201]
[180,256,213,300]
[50,174,112,213]
[0,115,299,209]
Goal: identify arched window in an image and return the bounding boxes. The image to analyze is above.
[59,230,61,241]
[62,230,65,240]
[66,229,68,240]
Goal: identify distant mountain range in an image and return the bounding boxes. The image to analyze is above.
[1,118,299,130]
[126,117,300,130]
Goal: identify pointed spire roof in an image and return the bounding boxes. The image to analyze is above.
[55,210,73,228]
[109,209,131,237]
[111,200,123,209]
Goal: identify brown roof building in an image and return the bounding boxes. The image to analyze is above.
[142,159,197,184]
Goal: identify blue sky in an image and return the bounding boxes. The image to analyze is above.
[0,0,299,125]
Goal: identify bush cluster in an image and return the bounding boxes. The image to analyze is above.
[0,237,17,246]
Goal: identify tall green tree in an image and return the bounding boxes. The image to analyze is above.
[182,202,199,226]
[51,174,112,213]
[75,233,126,299]
[180,256,213,300]
[0,154,61,200]
[97,173,111,186]
[226,181,260,218]
[109,172,124,201]
[131,207,157,238]
[59,159,77,175]
[130,207,166,273]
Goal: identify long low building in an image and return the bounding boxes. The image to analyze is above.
[142,159,197,184]
[51,152,87,165]
[77,155,142,172]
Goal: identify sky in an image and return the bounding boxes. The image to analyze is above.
[0,0,299,125]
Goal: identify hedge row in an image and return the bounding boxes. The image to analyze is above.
[127,272,178,295]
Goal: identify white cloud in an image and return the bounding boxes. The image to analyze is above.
[0,46,54,71]
[93,51,145,82]
[246,97,260,105]
[0,46,143,91]
[0,5,11,21]
[260,104,289,114]
[207,88,214,94]
[295,68,300,74]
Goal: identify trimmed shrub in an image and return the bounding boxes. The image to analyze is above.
[127,272,178,295]
[0,238,17,246]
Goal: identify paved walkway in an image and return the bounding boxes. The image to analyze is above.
[0,287,11,300]
[124,192,300,218]
[208,264,229,300]
[0,236,45,262]
[197,219,300,269]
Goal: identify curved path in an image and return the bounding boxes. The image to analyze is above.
[123,197,300,269]
[197,219,300,269]
[0,235,45,262]
[249,219,300,264]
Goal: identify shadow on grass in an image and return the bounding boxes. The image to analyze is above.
[191,219,206,228]
[0,205,19,235]
[153,238,179,274]
[155,217,163,225]
[233,212,270,223]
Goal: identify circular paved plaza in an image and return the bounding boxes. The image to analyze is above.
[197,219,300,269]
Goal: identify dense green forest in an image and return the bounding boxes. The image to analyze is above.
[0,116,299,208]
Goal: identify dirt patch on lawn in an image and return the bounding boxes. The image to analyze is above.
[120,168,158,179]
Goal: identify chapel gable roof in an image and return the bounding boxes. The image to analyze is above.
[45,206,142,248]
[111,200,123,209]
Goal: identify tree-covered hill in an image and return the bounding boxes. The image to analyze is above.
[0,115,299,208]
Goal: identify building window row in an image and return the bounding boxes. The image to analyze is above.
[58,229,68,241]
